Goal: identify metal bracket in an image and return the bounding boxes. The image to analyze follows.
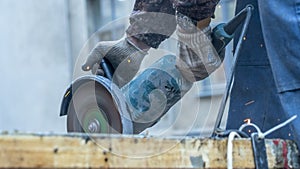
[251,133,268,168]
[213,5,253,135]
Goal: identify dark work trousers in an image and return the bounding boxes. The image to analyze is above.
[227,0,300,148]
[126,0,219,48]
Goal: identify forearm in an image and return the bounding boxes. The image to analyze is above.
[126,0,220,49]
[126,0,176,48]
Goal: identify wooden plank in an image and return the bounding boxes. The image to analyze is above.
[0,133,298,168]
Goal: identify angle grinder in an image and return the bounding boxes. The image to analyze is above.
[60,5,253,134]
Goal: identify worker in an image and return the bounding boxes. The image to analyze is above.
[227,0,300,148]
[80,0,224,132]
[81,0,222,87]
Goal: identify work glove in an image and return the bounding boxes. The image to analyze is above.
[174,0,222,82]
[82,37,148,87]
[175,24,223,82]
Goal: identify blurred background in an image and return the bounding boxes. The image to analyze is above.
[0,0,236,135]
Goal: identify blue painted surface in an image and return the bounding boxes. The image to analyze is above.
[227,0,297,143]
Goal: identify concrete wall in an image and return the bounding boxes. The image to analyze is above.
[0,0,73,132]
[0,0,134,133]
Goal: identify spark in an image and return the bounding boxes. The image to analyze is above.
[245,100,255,106]
[64,90,71,98]
[244,118,251,124]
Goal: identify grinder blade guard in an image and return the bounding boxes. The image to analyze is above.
[60,75,133,134]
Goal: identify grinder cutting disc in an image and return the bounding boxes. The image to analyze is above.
[65,76,133,134]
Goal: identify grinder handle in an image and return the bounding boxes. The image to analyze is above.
[100,58,114,80]
[212,5,254,54]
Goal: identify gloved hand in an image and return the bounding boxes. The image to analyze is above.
[82,37,149,87]
[176,24,223,82]
[173,0,222,82]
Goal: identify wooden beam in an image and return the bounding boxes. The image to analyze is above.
[0,133,298,168]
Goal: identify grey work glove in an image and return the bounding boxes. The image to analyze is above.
[82,38,148,87]
[176,26,223,82]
